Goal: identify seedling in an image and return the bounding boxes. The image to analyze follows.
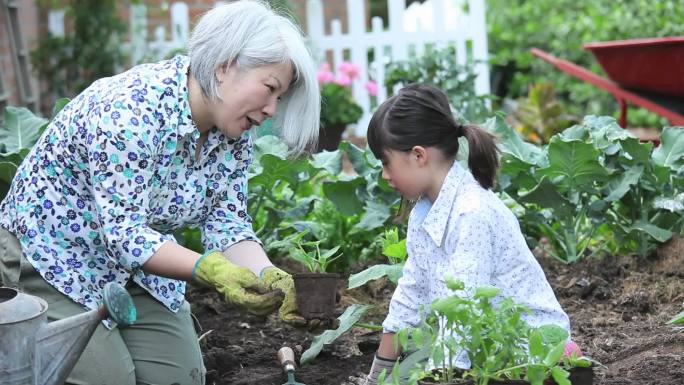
[381,278,595,385]
[273,230,342,273]
[381,227,408,264]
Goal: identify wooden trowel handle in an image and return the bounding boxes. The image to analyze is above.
[277,347,296,372]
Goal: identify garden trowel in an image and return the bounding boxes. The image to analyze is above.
[277,346,307,385]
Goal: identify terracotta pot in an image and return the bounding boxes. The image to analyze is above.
[292,273,339,319]
[417,366,594,385]
[317,123,347,152]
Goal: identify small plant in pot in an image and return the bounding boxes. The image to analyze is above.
[379,278,595,385]
[277,231,342,320]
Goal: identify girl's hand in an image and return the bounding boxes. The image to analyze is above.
[363,353,397,385]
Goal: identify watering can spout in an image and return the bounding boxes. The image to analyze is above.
[35,308,103,385]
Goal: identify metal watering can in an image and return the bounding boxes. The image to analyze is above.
[0,282,137,385]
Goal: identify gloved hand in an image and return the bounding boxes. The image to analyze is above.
[193,251,284,315]
[363,352,397,385]
[260,266,307,326]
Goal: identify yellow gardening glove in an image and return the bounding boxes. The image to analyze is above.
[193,251,284,315]
[260,267,307,326]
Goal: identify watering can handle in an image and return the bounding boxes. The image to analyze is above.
[277,346,296,373]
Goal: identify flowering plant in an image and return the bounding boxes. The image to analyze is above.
[317,61,377,127]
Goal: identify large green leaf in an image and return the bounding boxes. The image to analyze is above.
[624,220,673,243]
[653,193,684,213]
[537,138,608,193]
[0,107,48,154]
[311,149,342,175]
[484,116,543,166]
[604,165,643,201]
[352,200,391,232]
[52,98,71,118]
[0,159,20,184]
[322,177,365,215]
[300,304,373,365]
[347,263,404,289]
[248,154,311,188]
[652,127,684,170]
[252,135,290,162]
[518,176,571,213]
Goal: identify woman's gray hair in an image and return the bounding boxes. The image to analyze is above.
[188,0,319,153]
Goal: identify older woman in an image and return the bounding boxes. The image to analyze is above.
[0,1,318,384]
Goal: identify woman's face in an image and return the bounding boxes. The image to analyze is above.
[209,61,293,139]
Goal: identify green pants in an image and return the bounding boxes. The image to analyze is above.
[0,227,206,385]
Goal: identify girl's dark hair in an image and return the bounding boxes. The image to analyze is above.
[367,83,500,189]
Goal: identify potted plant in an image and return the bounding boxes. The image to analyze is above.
[273,231,342,319]
[379,278,595,385]
[316,61,369,151]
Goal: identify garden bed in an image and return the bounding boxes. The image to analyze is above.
[187,237,684,385]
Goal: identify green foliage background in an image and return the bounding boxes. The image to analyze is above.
[487,0,684,117]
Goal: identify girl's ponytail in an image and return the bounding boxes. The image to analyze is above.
[461,124,499,189]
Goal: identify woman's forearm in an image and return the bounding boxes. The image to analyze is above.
[222,240,273,275]
[143,241,202,281]
[142,240,272,281]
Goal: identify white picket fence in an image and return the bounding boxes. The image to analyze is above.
[48,0,489,136]
[307,0,490,134]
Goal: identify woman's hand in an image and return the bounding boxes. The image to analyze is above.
[260,267,307,326]
[193,251,284,315]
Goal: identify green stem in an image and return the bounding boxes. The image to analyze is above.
[354,322,383,331]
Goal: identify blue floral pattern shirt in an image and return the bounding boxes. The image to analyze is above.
[383,161,570,336]
[0,55,258,316]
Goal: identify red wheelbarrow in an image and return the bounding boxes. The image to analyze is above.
[531,37,684,139]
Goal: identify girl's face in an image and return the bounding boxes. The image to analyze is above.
[380,149,428,200]
[209,61,293,138]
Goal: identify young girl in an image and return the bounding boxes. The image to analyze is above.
[362,84,578,384]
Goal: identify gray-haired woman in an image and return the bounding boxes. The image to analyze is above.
[0,1,319,384]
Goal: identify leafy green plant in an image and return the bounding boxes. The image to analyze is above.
[348,227,406,289]
[384,46,492,122]
[317,62,364,128]
[272,230,342,273]
[382,278,593,385]
[0,99,69,199]
[668,302,684,327]
[511,82,578,144]
[31,0,126,98]
[490,115,684,261]
[250,136,401,272]
[488,0,684,116]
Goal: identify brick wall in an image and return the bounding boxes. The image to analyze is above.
[0,0,368,113]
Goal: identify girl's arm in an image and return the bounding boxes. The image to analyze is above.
[377,332,402,359]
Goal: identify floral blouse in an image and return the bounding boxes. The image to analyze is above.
[0,56,258,316]
[383,161,570,337]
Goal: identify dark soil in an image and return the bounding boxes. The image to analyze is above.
[187,236,684,385]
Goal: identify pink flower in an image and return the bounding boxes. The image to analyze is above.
[338,61,361,80]
[563,341,583,358]
[364,81,378,96]
[317,67,335,84]
[334,74,352,86]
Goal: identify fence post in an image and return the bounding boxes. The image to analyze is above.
[469,0,490,95]
[129,3,147,65]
